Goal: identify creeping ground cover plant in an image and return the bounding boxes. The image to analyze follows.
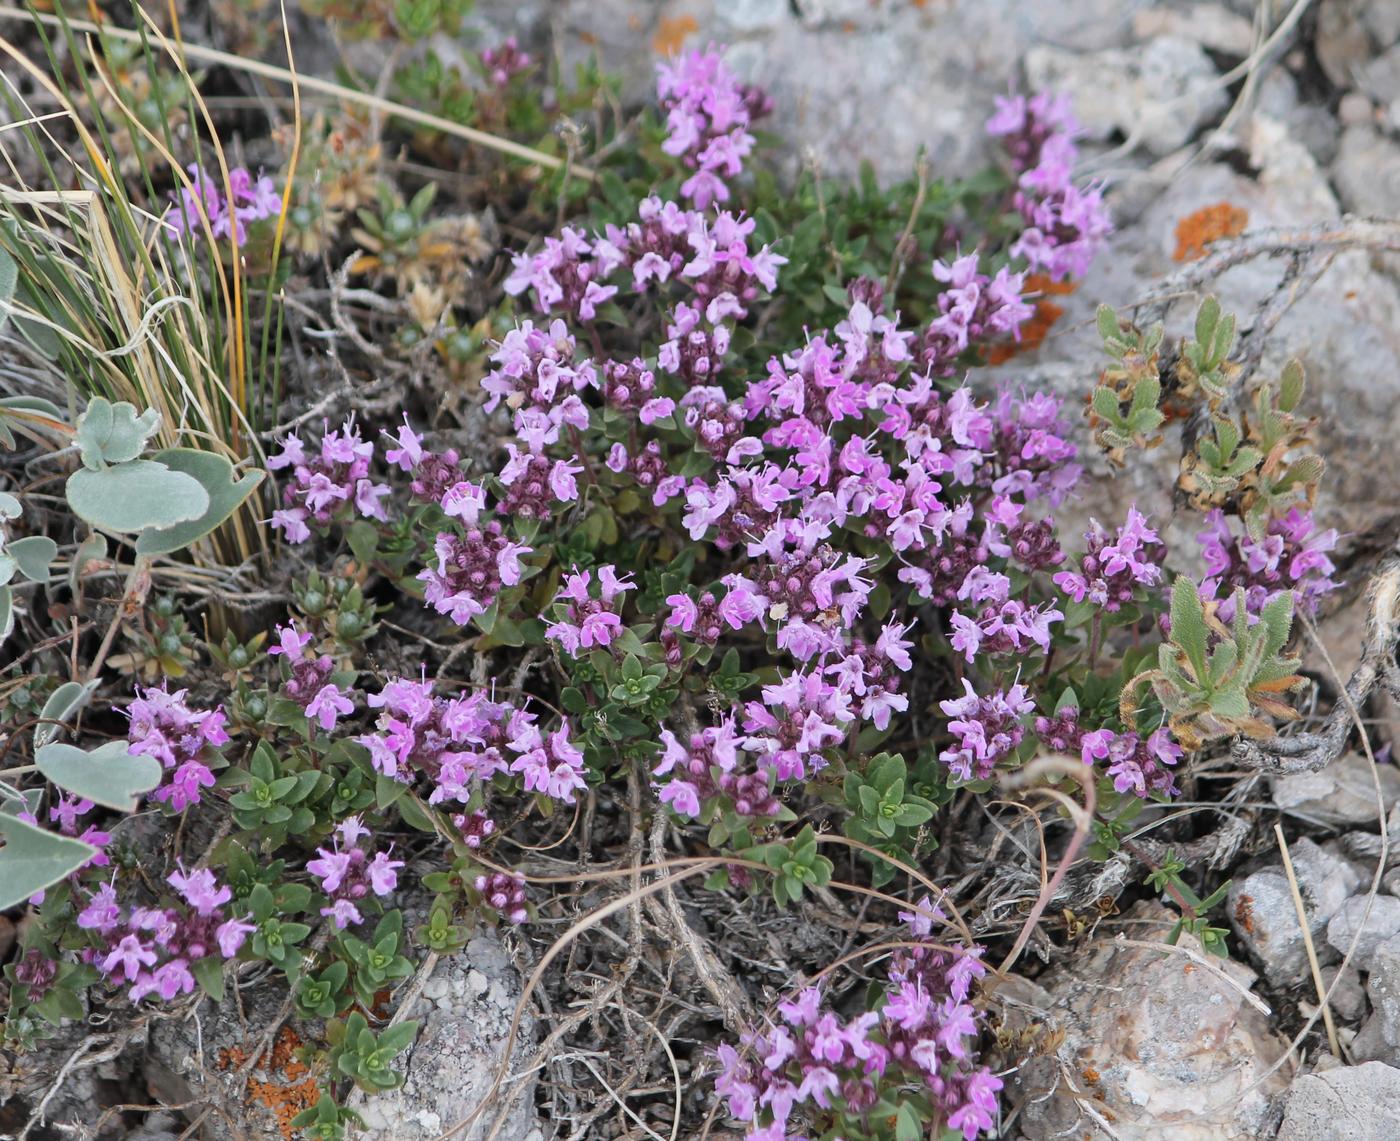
[0,38,1340,1141]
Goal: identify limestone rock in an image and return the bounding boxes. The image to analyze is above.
[1012,902,1291,1139]
[1230,838,1361,984]
[1025,36,1227,155]
[1276,1061,1400,1140]
[1369,934,1400,1052]
[1326,895,1400,971]
[346,931,541,1141]
[1273,752,1400,827]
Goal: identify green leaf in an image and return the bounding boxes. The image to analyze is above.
[1194,296,1220,354]
[346,520,380,567]
[74,398,161,469]
[36,740,163,811]
[0,244,17,326]
[34,680,100,749]
[1090,386,1123,422]
[135,450,264,556]
[192,954,226,1001]
[0,585,12,643]
[895,1101,923,1141]
[0,813,97,909]
[1279,359,1305,412]
[1169,576,1210,680]
[1258,591,1295,659]
[67,461,210,534]
[7,535,56,582]
[1095,304,1119,343]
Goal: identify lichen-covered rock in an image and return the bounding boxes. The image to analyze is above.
[1276,1061,1400,1141]
[346,930,542,1141]
[1011,901,1292,1139]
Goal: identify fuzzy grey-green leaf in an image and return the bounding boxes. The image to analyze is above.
[66,461,209,533]
[34,680,99,749]
[0,813,97,910]
[74,397,161,468]
[36,740,163,811]
[1170,576,1210,681]
[136,449,264,556]
[7,535,56,582]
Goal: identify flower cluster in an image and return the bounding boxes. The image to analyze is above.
[77,869,252,1002]
[504,203,785,333]
[986,92,1112,281]
[1052,507,1165,612]
[126,684,229,812]
[358,675,589,807]
[164,162,281,243]
[544,564,635,654]
[714,900,1000,1139]
[269,419,390,543]
[1197,506,1339,621]
[652,718,782,820]
[939,680,1034,783]
[269,623,354,731]
[479,36,532,87]
[656,47,768,208]
[920,253,1034,376]
[306,816,403,929]
[1034,707,1183,798]
[473,871,528,924]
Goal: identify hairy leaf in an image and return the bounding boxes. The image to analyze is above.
[135,449,264,556]
[74,398,161,469]
[0,813,97,909]
[36,741,163,811]
[67,461,209,534]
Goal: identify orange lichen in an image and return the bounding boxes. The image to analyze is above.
[217,1026,319,1140]
[652,15,697,56]
[986,274,1076,364]
[1172,203,1248,262]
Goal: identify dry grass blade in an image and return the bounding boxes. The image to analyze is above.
[0,5,595,180]
[1275,822,1340,1057]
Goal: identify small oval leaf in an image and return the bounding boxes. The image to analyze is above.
[7,535,56,581]
[34,679,100,749]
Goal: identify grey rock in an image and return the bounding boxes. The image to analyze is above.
[1295,838,1366,919]
[1370,934,1400,1049]
[1332,124,1400,227]
[553,0,1142,183]
[1364,0,1400,46]
[1025,36,1227,155]
[719,0,791,32]
[1276,1061,1400,1140]
[1359,42,1400,104]
[1011,901,1291,1139]
[1319,963,1369,1023]
[1230,839,1359,984]
[1385,865,1400,896]
[1326,895,1400,970]
[1347,1012,1399,1064]
[1317,0,1379,88]
[347,930,540,1140]
[1131,3,1255,56]
[1338,90,1378,125]
[1273,751,1400,828]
